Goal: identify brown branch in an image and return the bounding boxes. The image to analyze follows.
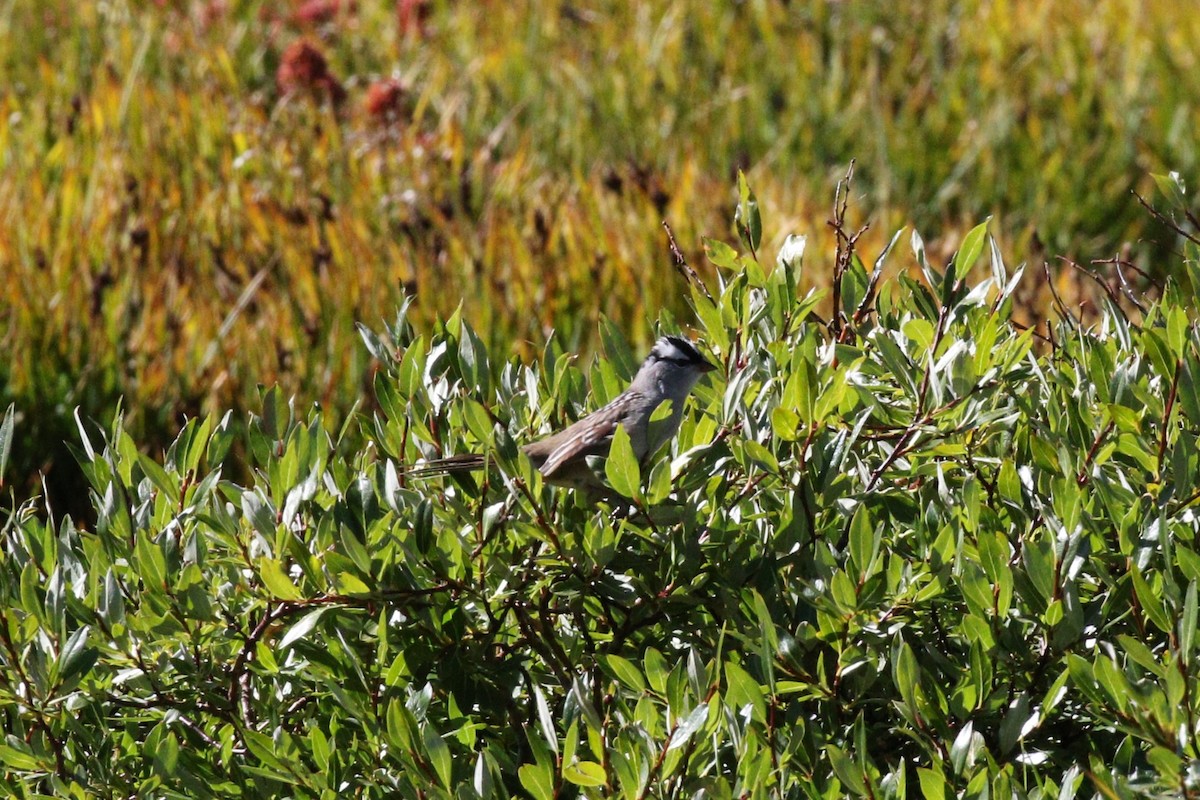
[225,585,459,724]
[1158,361,1182,481]
[638,684,719,800]
[1089,256,1154,313]
[1057,256,1127,317]
[1077,421,1116,487]
[662,220,715,304]
[1042,261,1078,327]
[826,161,870,342]
[1134,190,1200,248]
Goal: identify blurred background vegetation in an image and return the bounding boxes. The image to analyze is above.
[1,0,1197,515]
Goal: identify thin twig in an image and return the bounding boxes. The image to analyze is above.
[1076,421,1116,487]
[1057,256,1126,316]
[826,161,870,342]
[662,220,715,304]
[1157,361,1182,481]
[1134,190,1200,247]
[1090,255,1151,313]
[1042,261,1078,327]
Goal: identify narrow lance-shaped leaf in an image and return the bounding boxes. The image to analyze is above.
[0,403,14,486]
[735,171,762,254]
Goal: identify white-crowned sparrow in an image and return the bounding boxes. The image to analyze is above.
[407,335,717,492]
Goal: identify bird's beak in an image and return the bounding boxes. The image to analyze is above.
[699,357,719,373]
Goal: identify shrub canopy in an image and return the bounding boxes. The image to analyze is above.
[3,184,1200,797]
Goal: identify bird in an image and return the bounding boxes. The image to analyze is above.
[406,335,717,494]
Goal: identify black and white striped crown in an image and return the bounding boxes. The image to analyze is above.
[647,335,711,369]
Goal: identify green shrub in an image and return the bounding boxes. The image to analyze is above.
[3,183,1200,797]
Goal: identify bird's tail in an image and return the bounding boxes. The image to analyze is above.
[402,453,489,478]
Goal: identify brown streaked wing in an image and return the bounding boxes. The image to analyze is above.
[536,393,637,478]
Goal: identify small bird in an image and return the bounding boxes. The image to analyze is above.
[407,335,717,493]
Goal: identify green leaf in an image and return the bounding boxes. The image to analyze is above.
[950,720,979,774]
[999,692,1036,753]
[356,321,391,362]
[19,561,42,623]
[533,685,558,754]
[1179,580,1197,661]
[848,504,879,578]
[601,654,647,693]
[73,406,98,463]
[1066,655,1105,706]
[776,233,807,270]
[1147,746,1183,785]
[241,729,292,778]
[278,607,328,650]
[953,220,990,279]
[242,489,277,540]
[1022,534,1056,605]
[563,760,607,787]
[782,357,817,425]
[827,745,868,796]
[1132,566,1171,633]
[1093,656,1130,711]
[1116,634,1161,677]
[649,398,675,424]
[518,762,555,800]
[704,237,740,270]
[604,424,640,498]
[134,532,167,589]
[208,409,236,464]
[750,589,779,661]
[735,171,762,253]
[386,700,418,752]
[57,625,97,687]
[840,255,868,317]
[137,452,180,505]
[258,559,302,601]
[1179,546,1200,583]
[423,725,452,787]
[1179,358,1200,426]
[1167,305,1189,360]
[893,640,921,713]
[1152,171,1188,212]
[570,676,604,733]
[903,319,935,351]
[771,406,801,441]
[0,742,45,771]
[600,318,639,380]
[740,439,779,473]
[183,413,215,474]
[724,660,766,720]
[645,648,669,694]
[645,457,672,505]
[100,569,126,626]
[334,571,371,595]
[917,767,949,800]
[668,702,709,750]
[0,403,14,485]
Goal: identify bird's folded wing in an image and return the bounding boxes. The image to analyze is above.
[538,393,639,478]
[539,424,614,478]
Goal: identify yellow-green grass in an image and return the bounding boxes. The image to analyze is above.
[1,0,1196,508]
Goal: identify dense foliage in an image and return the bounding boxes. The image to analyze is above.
[3,181,1200,797]
[3,0,1198,511]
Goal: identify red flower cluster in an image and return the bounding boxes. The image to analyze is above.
[276,39,346,105]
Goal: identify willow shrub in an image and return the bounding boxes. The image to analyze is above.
[3,184,1200,798]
